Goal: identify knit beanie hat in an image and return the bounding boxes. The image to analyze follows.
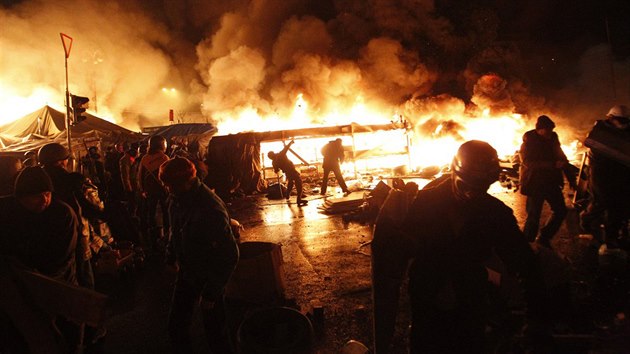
[14,166,53,197]
[159,157,196,186]
[535,115,555,130]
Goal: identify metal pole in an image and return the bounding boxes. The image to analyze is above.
[64,54,74,171]
[350,124,357,179]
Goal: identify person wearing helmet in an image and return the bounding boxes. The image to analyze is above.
[137,135,170,251]
[519,115,576,249]
[581,105,630,249]
[267,140,307,206]
[38,143,80,218]
[22,150,38,167]
[158,157,238,353]
[38,142,96,290]
[372,140,548,354]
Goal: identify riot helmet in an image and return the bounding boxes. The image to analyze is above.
[37,143,69,166]
[451,140,500,196]
[606,105,630,119]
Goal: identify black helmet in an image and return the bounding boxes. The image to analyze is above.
[451,140,500,189]
[148,135,167,152]
[38,143,69,166]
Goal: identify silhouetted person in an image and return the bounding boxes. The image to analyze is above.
[0,166,80,352]
[372,140,548,354]
[268,140,307,206]
[105,143,125,201]
[519,115,576,248]
[582,105,630,249]
[137,135,170,252]
[38,143,94,290]
[120,142,139,210]
[321,138,350,196]
[160,157,238,354]
[81,146,107,198]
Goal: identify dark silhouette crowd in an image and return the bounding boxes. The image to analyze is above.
[0,135,240,354]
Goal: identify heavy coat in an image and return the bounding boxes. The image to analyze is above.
[519,130,570,195]
[0,196,78,285]
[372,178,545,353]
[166,178,239,301]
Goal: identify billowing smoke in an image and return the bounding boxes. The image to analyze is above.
[1,0,629,137]
[0,0,192,130]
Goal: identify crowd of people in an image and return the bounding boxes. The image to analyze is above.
[0,104,628,353]
[0,135,237,353]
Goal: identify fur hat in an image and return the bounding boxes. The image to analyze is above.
[14,166,53,197]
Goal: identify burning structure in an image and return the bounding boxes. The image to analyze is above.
[1,0,626,172]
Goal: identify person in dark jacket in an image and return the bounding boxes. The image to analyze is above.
[81,146,107,198]
[320,138,350,196]
[38,143,95,290]
[519,115,576,248]
[0,166,80,352]
[582,105,630,249]
[138,135,170,251]
[160,157,239,353]
[104,143,125,201]
[372,140,548,354]
[268,140,307,206]
[0,166,78,284]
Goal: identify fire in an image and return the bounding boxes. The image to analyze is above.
[0,84,64,123]
[255,94,582,176]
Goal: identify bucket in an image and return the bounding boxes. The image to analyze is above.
[226,242,286,304]
[237,307,313,354]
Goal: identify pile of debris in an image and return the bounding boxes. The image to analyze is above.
[318,193,366,214]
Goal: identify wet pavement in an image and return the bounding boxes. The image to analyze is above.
[94,181,630,353]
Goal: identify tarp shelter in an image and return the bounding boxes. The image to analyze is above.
[206,132,265,200]
[205,122,407,199]
[144,123,217,157]
[0,105,141,157]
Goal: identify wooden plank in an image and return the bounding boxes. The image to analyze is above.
[0,261,62,354]
[15,269,108,327]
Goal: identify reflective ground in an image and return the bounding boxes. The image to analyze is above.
[98,181,630,353]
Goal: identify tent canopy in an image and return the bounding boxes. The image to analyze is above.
[0,106,141,154]
[0,105,137,138]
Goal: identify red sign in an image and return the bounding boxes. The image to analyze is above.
[60,33,73,58]
[169,109,174,122]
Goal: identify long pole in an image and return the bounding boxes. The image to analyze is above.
[64,54,74,171]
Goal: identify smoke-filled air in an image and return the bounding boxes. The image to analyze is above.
[1,0,629,142]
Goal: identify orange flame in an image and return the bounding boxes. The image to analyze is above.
[255,94,582,174]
